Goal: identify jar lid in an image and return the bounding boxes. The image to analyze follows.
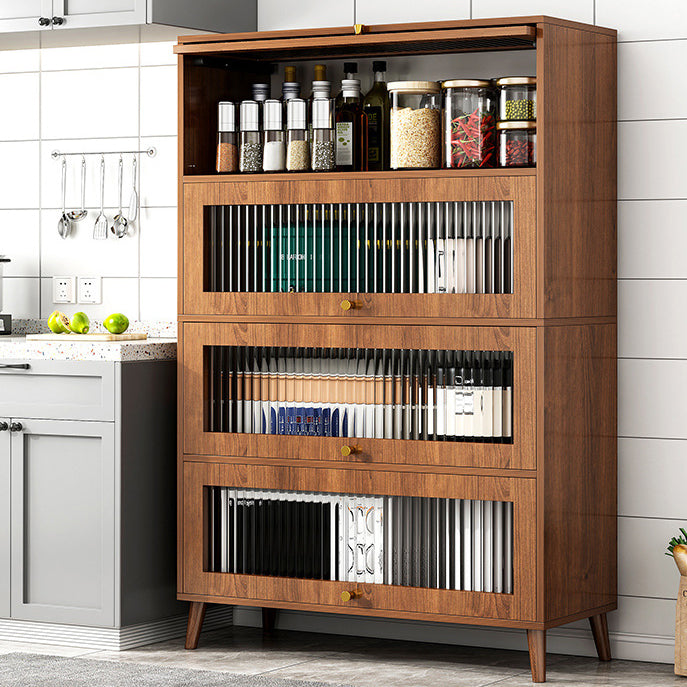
[388,80,441,94]
[239,100,259,131]
[442,79,491,89]
[263,99,283,130]
[496,76,536,86]
[287,98,307,129]
[497,120,536,130]
[218,101,236,132]
[312,98,333,129]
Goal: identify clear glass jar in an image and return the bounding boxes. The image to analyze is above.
[239,100,262,173]
[442,79,496,169]
[216,101,238,173]
[496,76,536,121]
[311,98,335,172]
[498,121,536,167]
[388,81,441,169]
[262,99,285,172]
[286,98,309,171]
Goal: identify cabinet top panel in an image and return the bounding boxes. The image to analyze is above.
[174,17,615,61]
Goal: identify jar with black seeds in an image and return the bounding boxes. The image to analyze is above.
[239,100,263,173]
[497,76,536,122]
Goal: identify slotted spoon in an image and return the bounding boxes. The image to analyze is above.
[93,155,108,240]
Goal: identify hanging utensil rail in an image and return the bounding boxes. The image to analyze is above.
[51,147,157,159]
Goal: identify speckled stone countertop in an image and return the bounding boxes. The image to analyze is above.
[0,336,177,362]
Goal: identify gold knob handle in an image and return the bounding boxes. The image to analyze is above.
[340,299,361,311]
[341,445,361,457]
[353,23,367,35]
[341,589,362,602]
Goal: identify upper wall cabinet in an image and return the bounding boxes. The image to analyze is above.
[0,0,256,34]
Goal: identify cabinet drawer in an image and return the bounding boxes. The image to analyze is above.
[181,175,535,319]
[0,360,115,421]
[181,461,536,623]
[180,321,536,471]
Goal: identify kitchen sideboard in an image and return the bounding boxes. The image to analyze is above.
[175,17,617,683]
[0,339,233,649]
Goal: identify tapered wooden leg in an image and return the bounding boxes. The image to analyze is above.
[262,607,278,632]
[589,613,612,661]
[527,629,546,683]
[184,602,207,650]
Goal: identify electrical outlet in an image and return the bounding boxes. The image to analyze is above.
[78,277,102,304]
[52,276,76,304]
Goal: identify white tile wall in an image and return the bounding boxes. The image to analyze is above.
[258,0,353,30]
[472,0,593,23]
[596,0,687,41]
[356,0,469,25]
[0,30,180,321]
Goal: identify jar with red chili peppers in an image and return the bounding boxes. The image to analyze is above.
[442,79,496,169]
[497,121,536,167]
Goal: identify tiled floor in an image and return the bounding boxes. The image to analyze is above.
[0,626,682,686]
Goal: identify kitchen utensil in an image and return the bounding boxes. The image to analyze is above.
[128,156,138,222]
[67,156,88,221]
[57,158,72,239]
[93,155,108,240]
[111,156,128,238]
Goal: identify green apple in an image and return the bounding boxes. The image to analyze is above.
[103,313,129,334]
[69,311,90,334]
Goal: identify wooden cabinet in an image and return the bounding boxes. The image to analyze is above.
[176,17,617,683]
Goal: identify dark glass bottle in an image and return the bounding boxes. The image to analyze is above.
[334,62,358,109]
[335,79,367,172]
[362,60,390,171]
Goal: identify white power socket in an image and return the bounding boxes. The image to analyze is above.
[52,276,76,304]
[77,277,102,304]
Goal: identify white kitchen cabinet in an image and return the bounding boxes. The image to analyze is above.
[0,418,8,619]
[0,0,256,33]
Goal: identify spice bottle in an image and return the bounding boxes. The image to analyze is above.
[263,99,286,172]
[308,65,331,147]
[281,66,301,103]
[216,101,238,173]
[334,62,358,109]
[335,79,367,172]
[442,79,496,169]
[497,121,536,167]
[311,98,335,172]
[286,98,310,172]
[239,100,262,173]
[389,81,441,169]
[363,60,390,171]
[252,82,270,129]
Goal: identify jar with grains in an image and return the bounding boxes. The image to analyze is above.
[442,79,496,169]
[497,121,536,167]
[286,98,310,171]
[239,100,262,173]
[216,101,238,173]
[496,76,536,121]
[388,81,441,169]
[311,97,335,172]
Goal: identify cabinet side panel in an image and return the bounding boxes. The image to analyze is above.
[543,324,617,622]
[120,361,183,626]
[538,24,617,318]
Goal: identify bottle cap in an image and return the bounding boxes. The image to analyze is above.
[313,64,326,81]
[218,101,236,132]
[251,83,270,101]
[284,65,297,82]
[286,98,307,130]
[239,100,259,131]
[343,62,358,74]
[341,78,361,96]
[311,80,331,98]
[282,82,301,100]
[372,60,387,72]
[312,98,333,129]
[263,99,283,130]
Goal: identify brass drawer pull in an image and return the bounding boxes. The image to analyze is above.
[340,299,362,311]
[341,589,363,602]
[341,445,361,457]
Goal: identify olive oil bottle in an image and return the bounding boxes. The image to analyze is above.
[363,61,390,170]
[335,79,367,172]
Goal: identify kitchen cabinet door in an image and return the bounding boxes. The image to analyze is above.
[10,419,116,626]
[0,420,8,619]
[56,0,146,29]
[0,0,52,32]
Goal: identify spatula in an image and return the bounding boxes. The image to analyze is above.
[93,155,108,240]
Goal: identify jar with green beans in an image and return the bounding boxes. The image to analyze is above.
[497,76,536,122]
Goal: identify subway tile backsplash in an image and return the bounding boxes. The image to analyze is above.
[0,37,178,322]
